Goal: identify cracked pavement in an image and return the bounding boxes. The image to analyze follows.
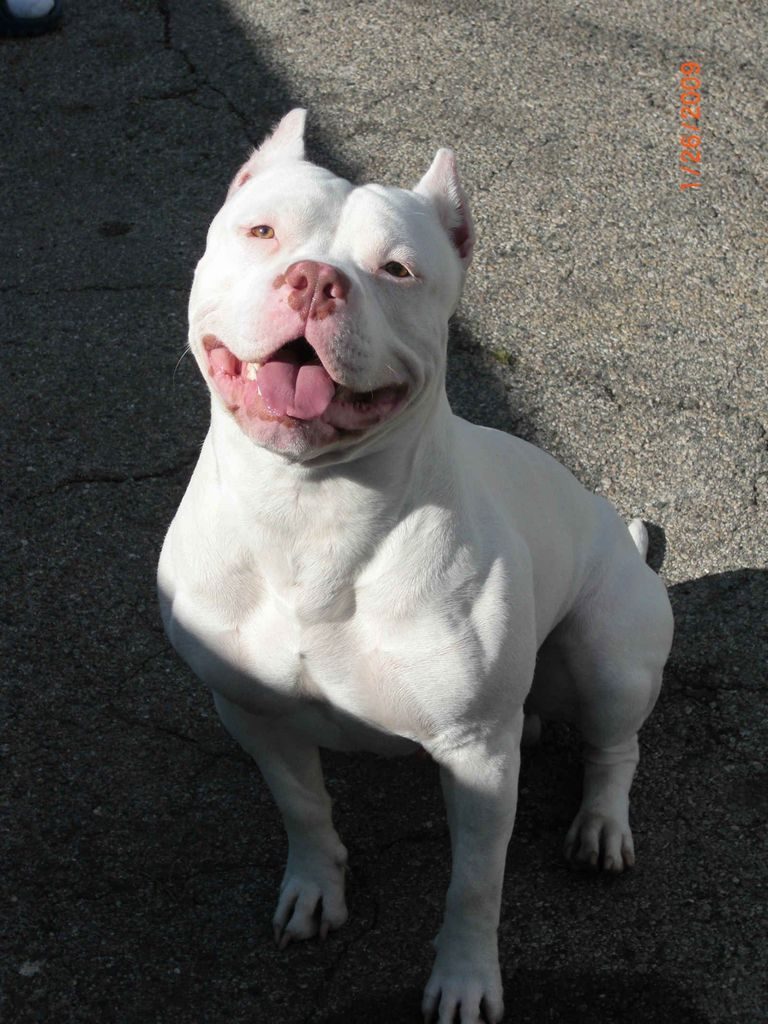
[2,1,766,1022]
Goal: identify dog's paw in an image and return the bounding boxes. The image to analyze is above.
[272,842,348,948]
[422,939,504,1023]
[564,810,635,873]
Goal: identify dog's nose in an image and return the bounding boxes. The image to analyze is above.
[283,260,350,321]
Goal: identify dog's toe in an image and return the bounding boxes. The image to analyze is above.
[272,866,348,947]
[422,943,504,1024]
[565,811,635,872]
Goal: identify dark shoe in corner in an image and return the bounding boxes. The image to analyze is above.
[0,0,62,36]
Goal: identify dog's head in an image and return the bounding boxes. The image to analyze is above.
[189,109,474,461]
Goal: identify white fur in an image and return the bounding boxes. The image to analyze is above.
[158,111,674,1024]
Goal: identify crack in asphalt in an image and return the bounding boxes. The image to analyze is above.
[155,0,258,147]
[0,283,188,295]
[18,454,201,501]
[301,894,381,1024]
[103,697,247,765]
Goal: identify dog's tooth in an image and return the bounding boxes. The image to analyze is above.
[245,361,260,380]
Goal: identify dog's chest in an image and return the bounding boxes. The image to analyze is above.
[172,578,416,749]
[163,516,505,752]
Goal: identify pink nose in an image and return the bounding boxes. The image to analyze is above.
[283,260,350,321]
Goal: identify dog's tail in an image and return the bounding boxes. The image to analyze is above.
[628,517,649,562]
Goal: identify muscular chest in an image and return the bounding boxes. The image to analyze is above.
[159,452,522,750]
[162,534,510,751]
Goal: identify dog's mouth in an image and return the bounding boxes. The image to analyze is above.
[203,335,408,433]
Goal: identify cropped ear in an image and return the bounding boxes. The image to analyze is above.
[414,148,475,267]
[227,108,307,199]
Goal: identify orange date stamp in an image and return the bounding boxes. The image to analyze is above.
[679,61,702,189]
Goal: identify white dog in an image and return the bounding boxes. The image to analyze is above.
[158,110,674,1024]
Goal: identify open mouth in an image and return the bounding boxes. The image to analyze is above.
[204,335,408,433]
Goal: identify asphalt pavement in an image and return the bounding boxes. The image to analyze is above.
[2,2,766,1022]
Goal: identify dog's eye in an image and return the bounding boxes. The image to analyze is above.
[249,225,275,239]
[382,261,412,278]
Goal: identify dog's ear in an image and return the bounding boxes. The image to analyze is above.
[227,108,307,198]
[414,148,475,267]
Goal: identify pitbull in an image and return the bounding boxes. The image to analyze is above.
[158,109,674,1023]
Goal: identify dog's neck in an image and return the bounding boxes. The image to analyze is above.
[206,385,459,547]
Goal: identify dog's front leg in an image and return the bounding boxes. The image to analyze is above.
[423,710,524,1024]
[213,693,348,947]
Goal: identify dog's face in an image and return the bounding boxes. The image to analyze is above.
[188,110,474,460]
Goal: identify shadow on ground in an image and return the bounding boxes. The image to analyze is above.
[667,568,767,694]
[317,971,709,1024]
[2,2,766,1023]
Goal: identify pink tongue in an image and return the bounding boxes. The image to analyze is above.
[257,354,336,420]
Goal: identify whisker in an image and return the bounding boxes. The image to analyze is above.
[173,345,193,386]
